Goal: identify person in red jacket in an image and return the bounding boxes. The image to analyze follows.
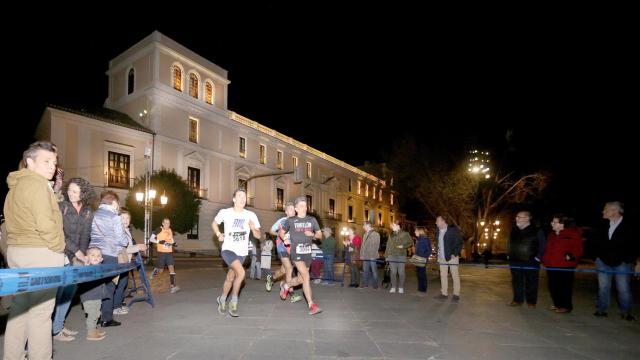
[542,214,583,313]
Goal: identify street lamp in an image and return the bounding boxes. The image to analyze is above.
[136,187,156,260]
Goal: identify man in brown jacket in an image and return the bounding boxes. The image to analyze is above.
[3,141,65,360]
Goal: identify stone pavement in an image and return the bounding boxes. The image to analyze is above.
[1,260,638,359]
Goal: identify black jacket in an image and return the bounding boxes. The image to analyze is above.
[509,224,545,262]
[435,225,463,261]
[595,219,637,266]
[59,201,93,262]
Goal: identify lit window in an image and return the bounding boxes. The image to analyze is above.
[205,81,213,104]
[277,151,283,169]
[259,144,266,164]
[172,65,182,91]
[189,73,198,98]
[107,151,130,189]
[239,137,246,158]
[189,118,198,144]
[306,162,312,179]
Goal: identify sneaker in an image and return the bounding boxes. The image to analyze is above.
[113,307,129,315]
[53,332,75,342]
[266,274,273,292]
[61,327,79,336]
[170,286,181,294]
[623,314,636,321]
[309,303,323,315]
[86,329,106,341]
[313,279,322,284]
[149,268,158,280]
[452,295,460,302]
[216,296,226,315]
[527,303,536,309]
[593,311,608,317]
[398,288,404,294]
[228,302,239,317]
[290,294,303,303]
[554,308,570,313]
[279,283,289,301]
[389,288,396,293]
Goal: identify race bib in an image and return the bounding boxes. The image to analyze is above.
[231,231,246,242]
[296,243,312,254]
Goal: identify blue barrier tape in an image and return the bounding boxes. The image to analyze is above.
[0,262,137,296]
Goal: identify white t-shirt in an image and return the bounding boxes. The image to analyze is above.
[214,207,261,256]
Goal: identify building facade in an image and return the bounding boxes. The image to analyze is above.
[37,31,402,253]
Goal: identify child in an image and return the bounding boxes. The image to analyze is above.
[260,236,273,281]
[80,247,107,340]
[149,218,180,293]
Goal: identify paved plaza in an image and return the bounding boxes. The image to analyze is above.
[1,259,639,359]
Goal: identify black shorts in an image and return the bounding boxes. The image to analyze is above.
[156,252,175,268]
[221,250,246,267]
[290,242,312,267]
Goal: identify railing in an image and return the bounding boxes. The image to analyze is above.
[190,187,208,199]
[325,212,342,221]
[105,173,134,189]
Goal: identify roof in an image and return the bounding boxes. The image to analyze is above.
[47,104,154,134]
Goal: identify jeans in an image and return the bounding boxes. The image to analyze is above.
[100,255,118,322]
[113,271,130,309]
[547,268,575,310]
[323,255,335,281]
[416,266,427,292]
[361,259,379,288]
[596,258,633,314]
[250,254,261,280]
[52,282,77,335]
[52,261,77,334]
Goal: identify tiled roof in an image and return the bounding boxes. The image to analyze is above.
[47,104,154,134]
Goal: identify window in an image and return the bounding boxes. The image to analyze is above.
[365,184,369,197]
[378,212,382,225]
[348,178,352,192]
[357,180,361,195]
[259,144,266,164]
[391,193,394,205]
[390,213,394,224]
[127,68,135,94]
[373,186,376,199]
[306,195,313,212]
[187,216,199,239]
[188,167,201,195]
[239,137,246,158]
[329,198,335,216]
[306,162,312,179]
[205,81,213,104]
[390,177,394,187]
[379,188,382,200]
[348,205,354,222]
[238,178,247,192]
[189,73,199,98]
[107,151,130,188]
[189,118,198,144]
[276,150,283,169]
[276,188,284,211]
[292,156,298,170]
[364,209,369,222]
[172,65,182,91]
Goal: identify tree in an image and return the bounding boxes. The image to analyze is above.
[125,168,201,233]
[387,138,548,257]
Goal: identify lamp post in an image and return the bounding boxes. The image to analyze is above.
[468,149,491,254]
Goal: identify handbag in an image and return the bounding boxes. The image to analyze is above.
[410,254,427,267]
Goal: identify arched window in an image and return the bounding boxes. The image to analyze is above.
[172,65,182,91]
[189,73,198,98]
[205,81,214,104]
[127,68,135,94]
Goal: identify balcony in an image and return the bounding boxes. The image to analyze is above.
[325,212,342,221]
[274,203,285,211]
[190,187,208,199]
[105,173,134,189]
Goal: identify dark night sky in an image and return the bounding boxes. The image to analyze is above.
[1,10,635,226]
